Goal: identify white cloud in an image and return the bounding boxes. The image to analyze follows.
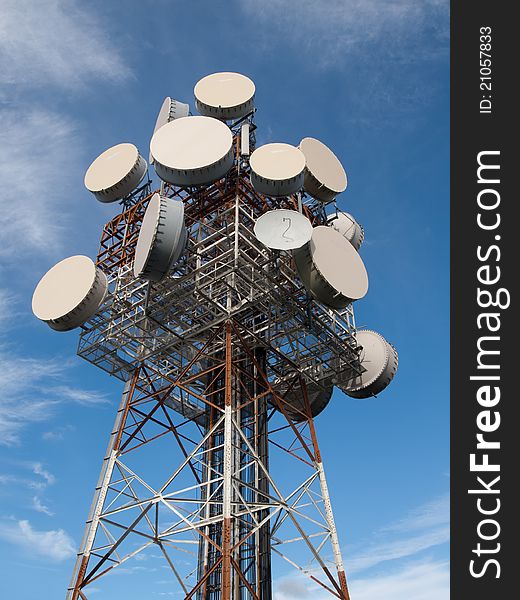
[347,526,449,574]
[32,463,56,486]
[0,0,131,90]
[0,108,81,257]
[41,430,65,442]
[42,424,75,442]
[275,558,449,600]
[0,519,75,561]
[0,346,108,445]
[346,493,449,573]
[382,493,449,533]
[239,0,448,63]
[274,575,314,599]
[0,1,132,258]
[0,473,47,490]
[50,386,110,406]
[274,560,449,600]
[0,350,63,445]
[350,560,449,600]
[1,459,59,494]
[0,289,17,323]
[0,349,64,393]
[239,0,448,123]
[274,493,449,599]
[32,496,55,517]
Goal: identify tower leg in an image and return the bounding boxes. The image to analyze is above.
[67,370,138,600]
[66,321,351,600]
[316,462,351,600]
[196,323,272,600]
[305,384,351,600]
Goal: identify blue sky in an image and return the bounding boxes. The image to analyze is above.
[0,1,449,598]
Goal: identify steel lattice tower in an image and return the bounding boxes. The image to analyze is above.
[61,112,370,600]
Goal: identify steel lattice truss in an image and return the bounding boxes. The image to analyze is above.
[78,177,362,400]
[69,117,359,600]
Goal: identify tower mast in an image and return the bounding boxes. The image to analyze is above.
[31,72,398,600]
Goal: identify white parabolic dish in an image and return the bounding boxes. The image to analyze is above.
[32,255,108,331]
[149,97,190,164]
[84,143,147,203]
[133,193,186,282]
[194,72,255,120]
[345,330,398,398]
[150,116,234,186]
[249,143,306,197]
[327,211,364,251]
[294,225,368,309]
[254,209,313,250]
[278,382,334,422]
[299,137,347,203]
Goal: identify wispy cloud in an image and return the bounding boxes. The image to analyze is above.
[31,496,55,517]
[0,1,132,258]
[238,0,448,124]
[0,474,49,491]
[0,461,55,493]
[0,108,81,257]
[42,424,75,442]
[0,289,17,323]
[0,347,109,445]
[49,386,110,406]
[349,559,449,600]
[108,564,158,576]
[274,576,314,599]
[0,349,64,393]
[0,0,131,90]
[0,350,63,445]
[273,493,449,599]
[239,0,448,64]
[347,526,449,574]
[32,463,56,486]
[346,493,449,574]
[382,493,449,533]
[0,519,75,561]
[273,560,449,600]
[0,463,55,516]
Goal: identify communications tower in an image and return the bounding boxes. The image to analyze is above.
[32,72,398,600]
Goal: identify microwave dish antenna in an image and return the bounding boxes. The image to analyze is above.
[149,97,190,163]
[345,329,399,398]
[194,71,255,120]
[281,382,334,422]
[84,143,147,203]
[133,193,187,282]
[150,116,234,186]
[249,143,305,197]
[299,137,347,203]
[327,211,364,250]
[32,255,107,331]
[294,225,368,309]
[253,209,313,250]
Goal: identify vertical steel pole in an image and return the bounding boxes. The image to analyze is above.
[255,348,272,600]
[221,321,233,599]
